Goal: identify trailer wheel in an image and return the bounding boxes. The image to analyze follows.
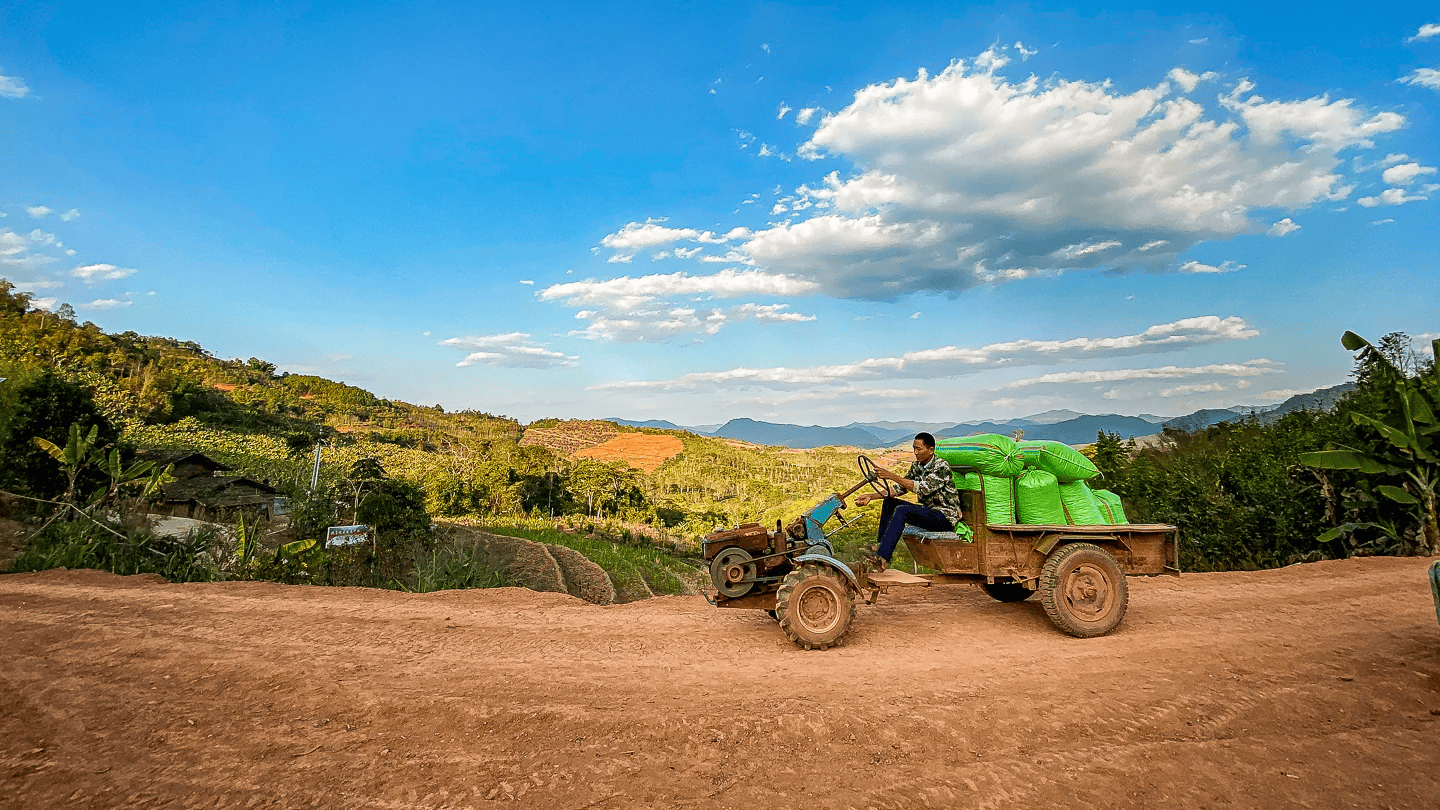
[776,564,854,650]
[1038,543,1127,638]
[981,581,1033,602]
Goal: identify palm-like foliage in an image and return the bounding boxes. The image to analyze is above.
[1299,331,1439,555]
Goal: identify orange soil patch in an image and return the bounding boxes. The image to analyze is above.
[570,434,683,473]
[212,383,237,391]
[520,421,619,456]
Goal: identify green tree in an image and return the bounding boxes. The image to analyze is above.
[0,373,120,499]
[1300,331,1440,555]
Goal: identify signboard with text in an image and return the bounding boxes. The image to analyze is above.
[326,524,370,546]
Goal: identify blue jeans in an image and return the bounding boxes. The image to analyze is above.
[875,497,954,561]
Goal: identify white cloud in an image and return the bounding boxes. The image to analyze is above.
[1266,218,1301,237]
[1409,24,1440,42]
[601,220,700,249]
[1001,360,1280,389]
[519,279,534,285]
[1158,382,1226,397]
[539,269,819,312]
[673,246,702,259]
[592,315,1259,390]
[1166,67,1216,93]
[1358,187,1429,207]
[1401,68,1440,90]
[29,296,58,310]
[72,263,138,282]
[83,298,132,311]
[29,229,56,246]
[778,103,791,120]
[25,206,52,219]
[606,253,634,264]
[1188,38,1208,45]
[568,302,816,342]
[60,209,80,222]
[0,74,29,99]
[1178,259,1244,274]
[795,107,819,125]
[642,55,1404,301]
[1014,41,1037,61]
[0,230,28,255]
[1260,389,1309,400]
[437,332,579,369]
[1381,162,1436,185]
[1372,218,1394,225]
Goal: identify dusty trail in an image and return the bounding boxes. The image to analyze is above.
[2,556,1439,809]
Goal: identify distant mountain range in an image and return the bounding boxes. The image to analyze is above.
[603,382,1356,449]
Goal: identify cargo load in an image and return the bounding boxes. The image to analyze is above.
[936,434,1024,477]
[1015,468,1066,525]
[951,470,983,491]
[1059,480,1105,525]
[1016,439,1099,483]
[1092,489,1129,524]
[979,474,1016,524]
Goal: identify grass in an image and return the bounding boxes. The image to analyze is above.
[10,517,219,582]
[480,522,701,596]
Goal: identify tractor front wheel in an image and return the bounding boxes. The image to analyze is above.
[776,564,855,650]
[1038,543,1128,638]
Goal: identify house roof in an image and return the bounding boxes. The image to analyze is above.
[162,475,282,506]
[135,449,234,472]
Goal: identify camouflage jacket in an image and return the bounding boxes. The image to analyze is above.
[906,455,964,527]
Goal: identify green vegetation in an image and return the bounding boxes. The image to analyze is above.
[1092,331,1439,570]
[2,276,1433,593]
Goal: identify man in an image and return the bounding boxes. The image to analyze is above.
[852,432,963,569]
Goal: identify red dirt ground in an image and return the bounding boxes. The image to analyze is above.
[3,557,1439,809]
[570,434,684,473]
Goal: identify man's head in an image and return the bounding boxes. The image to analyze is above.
[913,432,936,463]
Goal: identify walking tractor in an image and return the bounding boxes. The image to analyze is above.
[703,438,1180,650]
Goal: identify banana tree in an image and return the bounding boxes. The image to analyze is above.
[1299,332,1439,555]
[33,423,101,506]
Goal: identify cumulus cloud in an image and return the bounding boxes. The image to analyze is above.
[1409,24,1440,42]
[795,107,820,125]
[72,263,138,283]
[25,206,52,219]
[437,332,578,369]
[0,74,29,99]
[592,315,1258,390]
[1266,218,1301,237]
[633,53,1404,301]
[1166,67,1216,92]
[82,298,131,311]
[1381,162,1436,185]
[1401,68,1440,90]
[601,220,700,250]
[1358,187,1429,207]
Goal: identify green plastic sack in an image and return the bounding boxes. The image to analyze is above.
[979,474,1016,524]
[1016,439,1099,482]
[952,470,983,491]
[1093,489,1129,524]
[1059,481,1105,525]
[936,434,1024,477]
[1015,469,1066,524]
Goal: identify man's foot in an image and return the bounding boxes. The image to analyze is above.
[858,546,888,571]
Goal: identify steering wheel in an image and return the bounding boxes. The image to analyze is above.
[857,455,901,498]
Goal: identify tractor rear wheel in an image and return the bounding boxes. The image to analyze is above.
[1038,543,1127,638]
[775,564,854,650]
[981,581,1033,602]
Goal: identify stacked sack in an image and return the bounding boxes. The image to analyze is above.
[937,434,1129,526]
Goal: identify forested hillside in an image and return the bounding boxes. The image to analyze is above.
[2,278,1435,591]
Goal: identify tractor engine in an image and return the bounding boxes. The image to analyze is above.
[703,521,795,600]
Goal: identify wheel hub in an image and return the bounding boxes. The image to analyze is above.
[1064,563,1111,618]
[797,586,840,632]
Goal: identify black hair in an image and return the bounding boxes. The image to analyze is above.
[914,432,936,448]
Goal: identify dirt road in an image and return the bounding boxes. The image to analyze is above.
[3,557,1439,809]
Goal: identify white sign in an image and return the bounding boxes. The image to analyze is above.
[326,524,370,546]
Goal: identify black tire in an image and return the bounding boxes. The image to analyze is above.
[981,581,1033,602]
[1038,543,1128,638]
[765,609,779,622]
[775,564,855,650]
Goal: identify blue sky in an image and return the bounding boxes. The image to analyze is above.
[2,2,1437,426]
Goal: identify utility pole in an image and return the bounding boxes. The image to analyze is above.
[310,440,325,493]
